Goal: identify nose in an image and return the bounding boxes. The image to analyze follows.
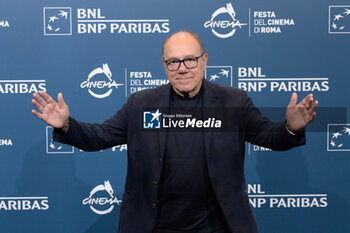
[178,60,188,73]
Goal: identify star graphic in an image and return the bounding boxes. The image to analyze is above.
[344,9,350,16]
[210,74,220,81]
[340,26,345,30]
[338,144,343,148]
[47,24,53,31]
[55,28,60,32]
[334,14,344,21]
[58,10,69,19]
[219,69,229,78]
[50,142,55,149]
[330,140,336,147]
[342,127,350,136]
[49,16,59,23]
[151,109,161,122]
[332,22,337,29]
[332,132,342,139]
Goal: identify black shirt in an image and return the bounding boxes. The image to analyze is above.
[154,87,230,233]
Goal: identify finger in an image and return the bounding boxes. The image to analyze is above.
[32,99,44,112]
[308,100,318,113]
[312,111,316,120]
[32,109,43,120]
[305,93,313,100]
[57,93,66,109]
[301,94,313,108]
[33,92,48,107]
[307,111,316,123]
[303,100,311,109]
[306,94,314,108]
[40,91,55,104]
[288,92,298,108]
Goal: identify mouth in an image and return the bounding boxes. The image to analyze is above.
[176,76,192,81]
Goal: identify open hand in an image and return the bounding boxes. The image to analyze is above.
[32,91,70,132]
[286,93,318,133]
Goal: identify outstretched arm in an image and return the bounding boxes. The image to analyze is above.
[32,91,70,133]
[286,93,318,133]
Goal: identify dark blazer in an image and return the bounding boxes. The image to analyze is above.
[54,79,305,233]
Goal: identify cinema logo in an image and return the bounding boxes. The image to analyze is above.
[204,3,247,38]
[143,110,222,129]
[0,19,10,28]
[0,80,46,94]
[82,181,122,215]
[247,184,328,208]
[237,67,329,92]
[246,143,271,155]
[204,3,297,37]
[0,138,13,147]
[0,196,49,211]
[253,11,295,34]
[127,70,168,95]
[80,63,124,99]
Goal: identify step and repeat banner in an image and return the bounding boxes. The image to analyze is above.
[1,0,349,232]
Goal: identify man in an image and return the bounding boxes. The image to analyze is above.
[32,30,318,233]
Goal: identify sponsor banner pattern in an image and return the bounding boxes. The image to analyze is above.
[0,1,349,233]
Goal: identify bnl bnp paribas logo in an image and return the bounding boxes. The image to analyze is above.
[82,181,122,215]
[43,7,170,36]
[46,126,74,154]
[0,196,49,211]
[327,124,350,151]
[205,66,233,86]
[43,7,72,35]
[329,6,350,34]
[80,63,124,99]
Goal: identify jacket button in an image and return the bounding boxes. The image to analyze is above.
[152,180,158,185]
[152,203,156,208]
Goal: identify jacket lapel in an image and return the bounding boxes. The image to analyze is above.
[155,84,172,164]
[202,80,218,160]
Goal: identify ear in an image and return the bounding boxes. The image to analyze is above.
[202,53,208,68]
[161,58,167,69]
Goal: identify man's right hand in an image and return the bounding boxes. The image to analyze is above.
[32,91,70,133]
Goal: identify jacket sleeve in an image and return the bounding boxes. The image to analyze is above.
[242,91,306,151]
[52,94,135,151]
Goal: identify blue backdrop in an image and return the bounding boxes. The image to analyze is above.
[1,0,349,232]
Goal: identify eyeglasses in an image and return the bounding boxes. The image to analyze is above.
[163,53,205,71]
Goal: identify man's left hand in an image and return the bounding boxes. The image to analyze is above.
[286,93,318,133]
